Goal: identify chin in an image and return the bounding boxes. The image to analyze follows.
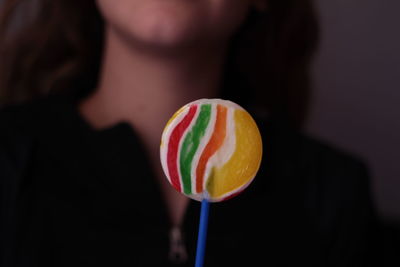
[137,17,196,47]
[125,9,205,51]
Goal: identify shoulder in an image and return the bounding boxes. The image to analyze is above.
[0,95,60,135]
[0,100,38,162]
[0,98,55,263]
[0,95,67,173]
[257,119,376,250]
[254,117,372,215]
[0,94,75,141]
[260,117,368,178]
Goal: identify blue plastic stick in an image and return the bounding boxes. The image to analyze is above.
[195,199,210,267]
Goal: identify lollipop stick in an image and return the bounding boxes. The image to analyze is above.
[195,199,210,267]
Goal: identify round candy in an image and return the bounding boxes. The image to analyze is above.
[160,99,262,202]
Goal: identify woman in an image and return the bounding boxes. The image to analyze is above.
[0,0,377,266]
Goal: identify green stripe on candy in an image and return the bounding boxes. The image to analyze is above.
[180,104,212,195]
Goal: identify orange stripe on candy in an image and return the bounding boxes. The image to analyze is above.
[195,105,227,193]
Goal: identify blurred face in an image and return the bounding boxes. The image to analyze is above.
[96,0,262,51]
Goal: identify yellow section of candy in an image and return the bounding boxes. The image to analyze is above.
[206,109,262,199]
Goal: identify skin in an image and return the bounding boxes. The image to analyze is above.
[79,0,266,228]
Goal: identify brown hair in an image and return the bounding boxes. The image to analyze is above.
[0,0,318,128]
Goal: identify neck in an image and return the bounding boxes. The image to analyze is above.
[80,26,227,133]
[79,25,228,227]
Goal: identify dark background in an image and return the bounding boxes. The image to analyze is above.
[306,0,400,264]
[307,0,399,222]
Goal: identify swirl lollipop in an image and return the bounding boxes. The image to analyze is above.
[160,99,263,266]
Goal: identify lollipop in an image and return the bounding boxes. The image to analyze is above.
[160,99,263,266]
[160,99,262,202]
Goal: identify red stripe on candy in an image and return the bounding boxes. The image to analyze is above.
[167,105,198,192]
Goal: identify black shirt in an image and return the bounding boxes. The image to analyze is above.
[0,95,377,266]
